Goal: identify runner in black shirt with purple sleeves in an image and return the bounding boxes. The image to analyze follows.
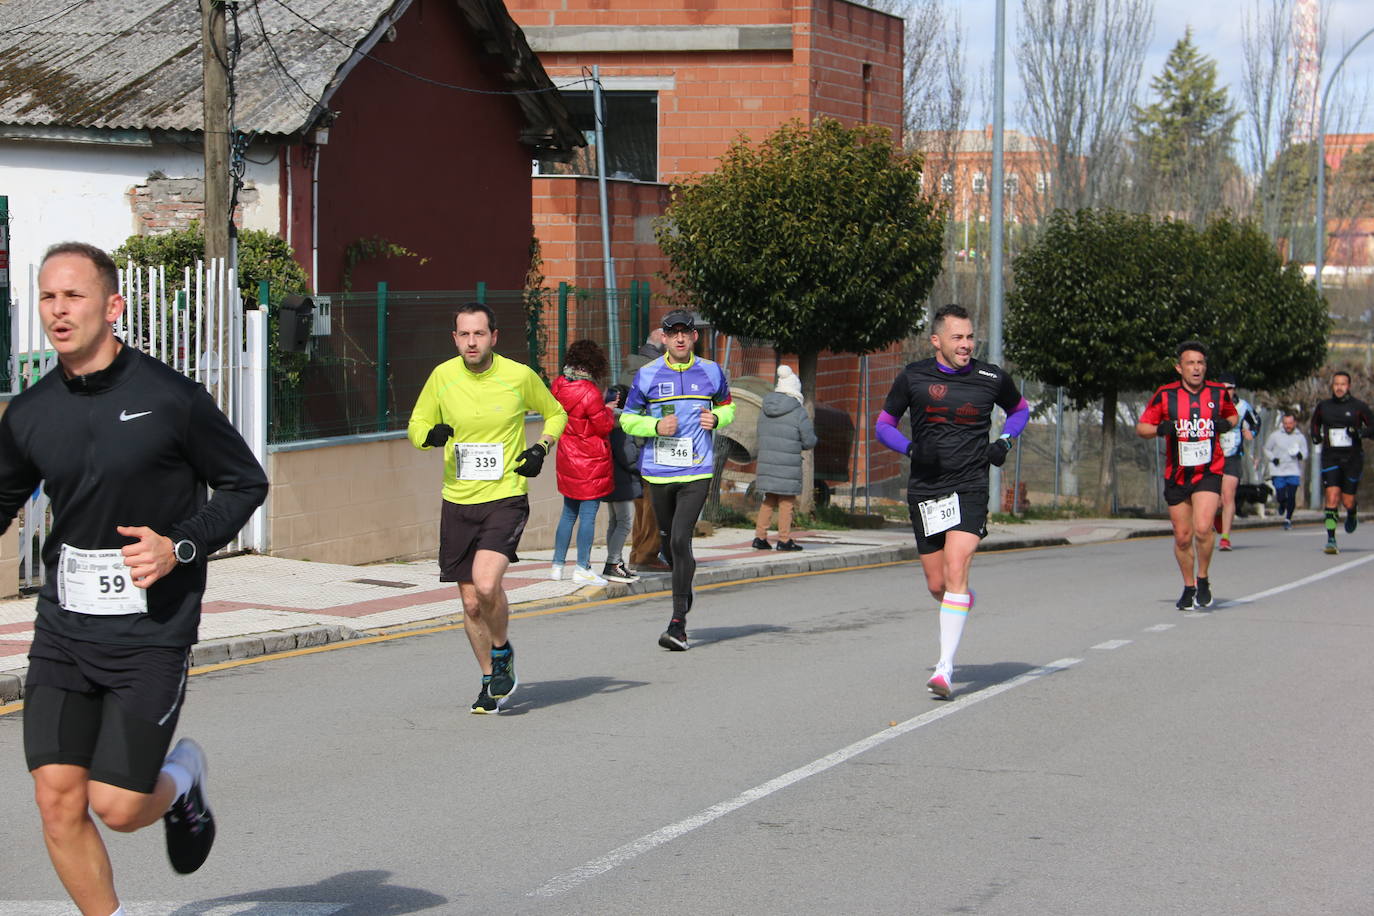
[876,305,1028,699]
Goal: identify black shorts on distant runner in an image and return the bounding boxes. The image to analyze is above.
[1320,452,1364,495]
[1222,454,1243,478]
[1163,474,1222,507]
[908,489,989,555]
[24,628,190,793]
[439,495,529,582]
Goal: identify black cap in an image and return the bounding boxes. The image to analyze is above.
[661,309,696,332]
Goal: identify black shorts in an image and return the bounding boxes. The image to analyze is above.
[1163,474,1222,507]
[439,495,529,582]
[1222,454,1243,478]
[908,489,989,555]
[1320,452,1364,495]
[24,628,190,793]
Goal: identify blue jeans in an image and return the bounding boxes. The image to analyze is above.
[553,496,601,569]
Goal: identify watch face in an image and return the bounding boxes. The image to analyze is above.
[176,540,195,562]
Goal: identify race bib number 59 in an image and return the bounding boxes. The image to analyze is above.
[58,544,147,616]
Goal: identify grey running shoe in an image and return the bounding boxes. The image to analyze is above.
[658,619,689,651]
[1325,537,1339,555]
[489,644,517,699]
[471,682,498,715]
[163,738,215,874]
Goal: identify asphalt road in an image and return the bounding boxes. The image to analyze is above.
[2,523,1372,915]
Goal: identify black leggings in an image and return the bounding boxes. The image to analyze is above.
[649,478,711,618]
[1273,480,1298,519]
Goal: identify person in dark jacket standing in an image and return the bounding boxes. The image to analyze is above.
[550,339,616,586]
[752,365,817,551]
[601,384,643,582]
[0,242,268,916]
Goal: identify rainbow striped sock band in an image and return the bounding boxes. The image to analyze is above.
[940,591,972,616]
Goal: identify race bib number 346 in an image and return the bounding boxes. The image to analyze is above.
[57,544,147,616]
[655,436,693,467]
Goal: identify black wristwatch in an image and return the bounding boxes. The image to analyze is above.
[173,538,198,565]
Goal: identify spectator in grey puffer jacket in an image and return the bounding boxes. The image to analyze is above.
[753,365,817,551]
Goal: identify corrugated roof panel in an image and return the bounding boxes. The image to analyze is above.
[0,0,393,134]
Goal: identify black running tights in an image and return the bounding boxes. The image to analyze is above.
[649,477,711,618]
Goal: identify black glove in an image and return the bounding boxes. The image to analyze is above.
[906,436,940,473]
[424,423,454,448]
[1272,457,1281,467]
[1214,416,1234,434]
[986,437,1013,468]
[1290,449,1302,459]
[514,442,547,477]
[1156,419,1177,437]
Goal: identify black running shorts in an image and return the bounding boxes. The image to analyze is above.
[1222,454,1243,479]
[907,489,989,555]
[1163,473,1222,507]
[1320,452,1364,495]
[439,495,529,582]
[24,629,190,793]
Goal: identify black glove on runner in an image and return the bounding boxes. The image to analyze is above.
[986,437,1013,468]
[514,442,548,477]
[1156,419,1177,437]
[906,437,939,473]
[1272,457,1281,467]
[424,423,454,448]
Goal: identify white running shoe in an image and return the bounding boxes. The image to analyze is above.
[571,566,608,586]
[926,667,953,699]
[549,564,564,581]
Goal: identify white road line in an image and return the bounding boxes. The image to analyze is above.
[1221,554,1374,606]
[530,657,1082,899]
[1143,624,1175,632]
[1091,639,1132,650]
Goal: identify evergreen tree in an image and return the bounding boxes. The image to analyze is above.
[1133,29,1241,222]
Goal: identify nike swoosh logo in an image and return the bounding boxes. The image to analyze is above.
[119,410,152,422]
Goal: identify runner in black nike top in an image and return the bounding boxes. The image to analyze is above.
[0,242,268,916]
[1310,371,1374,554]
[876,304,1028,700]
[1136,340,1238,611]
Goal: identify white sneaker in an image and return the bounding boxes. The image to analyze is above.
[571,566,608,586]
[549,564,564,581]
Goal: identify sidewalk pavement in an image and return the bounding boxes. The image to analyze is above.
[0,510,1324,702]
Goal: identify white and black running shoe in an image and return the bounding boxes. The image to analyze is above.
[658,619,689,651]
[1176,586,1197,611]
[163,739,215,875]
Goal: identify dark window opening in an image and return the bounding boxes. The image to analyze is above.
[537,91,658,182]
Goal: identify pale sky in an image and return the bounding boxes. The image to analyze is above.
[962,0,1374,141]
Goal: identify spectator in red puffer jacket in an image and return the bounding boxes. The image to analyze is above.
[549,339,616,586]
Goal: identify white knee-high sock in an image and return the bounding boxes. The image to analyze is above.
[938,591,972,674]
[108,907,126,916]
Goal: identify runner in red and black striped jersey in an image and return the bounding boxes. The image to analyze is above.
[1136,341,1239,611]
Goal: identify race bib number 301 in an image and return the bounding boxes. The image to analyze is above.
[454,442,503,480]
[57,544,147,616]
[917,493,961,537]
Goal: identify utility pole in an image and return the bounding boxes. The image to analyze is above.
[201,0,231,264]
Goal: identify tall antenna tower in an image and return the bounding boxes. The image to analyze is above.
[1291,0,1320,143]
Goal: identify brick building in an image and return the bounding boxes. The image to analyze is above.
[912,127,1055,230]
[508,0,910,494]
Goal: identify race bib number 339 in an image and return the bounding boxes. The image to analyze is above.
[57,544,147,616]
[454,442,503,480]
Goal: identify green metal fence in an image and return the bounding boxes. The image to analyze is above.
[267,281,656,445]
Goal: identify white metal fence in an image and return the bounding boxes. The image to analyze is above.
[10,259,267,591]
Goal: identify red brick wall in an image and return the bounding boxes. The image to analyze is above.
[532,176,671,288]
[281,0,533,294]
